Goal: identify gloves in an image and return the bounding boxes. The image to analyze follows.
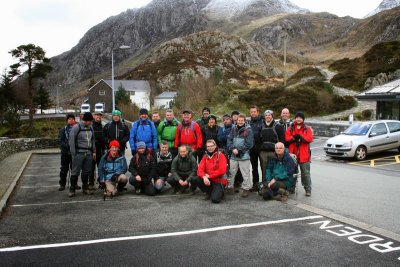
[293,134,301,140]
[111,173,119,183]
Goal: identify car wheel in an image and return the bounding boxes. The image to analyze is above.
[354,146,367,161]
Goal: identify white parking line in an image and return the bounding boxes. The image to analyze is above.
[0,215,323,252]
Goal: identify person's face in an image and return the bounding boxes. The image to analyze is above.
[160,144,168,154]
[165,112,174,121]
[275,144,285,157]
[179,147,188,157]
[152,114,160,122]
[182,113,191,122]
[202,110,209,118]
[206,142,216,153]
[67,118,75,125]
[223,117,231,126]
[281,109,290,120]
[250,108,258,118]
[110,146,118,157]
[140,114,148,120]
[138,147,146,154]
[112,115,120,122]
[94,114,102,122]
[295,117,304,124]
[265,113,273,123]
[232,114,238,122]
[84,120,92,126]
[208,118,216,127]
[237,117,245,126]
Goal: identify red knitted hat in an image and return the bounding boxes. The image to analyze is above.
[109,140,120,149]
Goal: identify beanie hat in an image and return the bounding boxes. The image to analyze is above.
[231,110,240,116]
[109,140,120,149]
[222,113,231,119]
[139,108,149,115]
[295,112,305,121]
[82,112,93,121]
[208,114,217,122]
[137,141,146,149]
[202,107,210,113]
[264,109,274,117]
[112,110,122,117]
[66,114,75,121]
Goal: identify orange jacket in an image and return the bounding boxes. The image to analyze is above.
[197,150,227,185]
[285,123,313,163]
[174,120,203,152]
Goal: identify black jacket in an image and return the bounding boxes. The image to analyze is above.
[59,124,74,154]
[103,120,130,150]
[156,151,173,178]
[260,120,285,152]
[128,150,157,184]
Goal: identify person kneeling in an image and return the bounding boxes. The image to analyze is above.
[128,141,157,196]
[193,140,227,203]
[98,140,128,198]
[262,142,295,202]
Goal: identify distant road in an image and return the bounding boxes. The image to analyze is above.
[20,114,67,120]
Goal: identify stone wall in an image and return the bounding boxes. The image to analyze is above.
[0,138,59,161]
[307,121,350,137]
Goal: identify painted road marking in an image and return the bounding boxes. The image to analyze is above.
[0,215,322,252]
[349,154,400,168]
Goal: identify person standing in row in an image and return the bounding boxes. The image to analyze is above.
[248,106,263,191]
[130,108,158,156]
[151,111,161,129]
[196,107,210,128]
[285,112,313,196]
[68,112,96,197]
[157,109,180,158]
[259,110,285,182]
[200,114,220,156]
[226,114,254,197]
[90,112,104,192]
[103,110,130,151]
[58,114,77,191]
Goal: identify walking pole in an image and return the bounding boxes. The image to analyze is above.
[67,165,71,188]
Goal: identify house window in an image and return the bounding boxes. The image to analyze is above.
[130,91,135,96]
[99,90,105,96]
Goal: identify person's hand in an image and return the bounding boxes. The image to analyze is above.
[232,148,239,155]
[92,153,96,161]
[135,175,141,182]
[203,177,210,186]
[168,173,172,177]
[268,178,276,188]
[179,179,188,186]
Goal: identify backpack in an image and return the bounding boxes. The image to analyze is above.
[74,123,94,152]
[179,121,197,139]
[104,121,128,140]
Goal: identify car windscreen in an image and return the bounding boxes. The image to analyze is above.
[343,123,371,135]
[95,105,102,108]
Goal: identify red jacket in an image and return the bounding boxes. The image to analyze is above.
[197,150,227,185]
[285,123,313,163]
[174,120,203,152]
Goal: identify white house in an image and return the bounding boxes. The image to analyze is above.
[104,80,151,110]
[154,91,177,109]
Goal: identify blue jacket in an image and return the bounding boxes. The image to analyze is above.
[98,152,128,182]
[129,118,158,152]
[265,150,296,188]
[217,123,233,152]
[227,124,254,161]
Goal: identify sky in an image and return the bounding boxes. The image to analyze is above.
[0,0,383,74]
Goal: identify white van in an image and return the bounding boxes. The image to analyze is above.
[81,103,90,113]
[94,103,105,113]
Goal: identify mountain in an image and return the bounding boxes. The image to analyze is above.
[365,0,400,17]
[45,0,400,104]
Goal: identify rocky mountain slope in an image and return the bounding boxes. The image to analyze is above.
[365,0,400,17]
[45,0,400,103]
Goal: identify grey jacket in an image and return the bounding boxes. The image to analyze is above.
[227,124,254,161]
[69,122,95,155]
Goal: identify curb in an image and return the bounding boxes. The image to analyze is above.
[0,150,59,217]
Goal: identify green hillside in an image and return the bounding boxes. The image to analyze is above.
[329,41,400,91]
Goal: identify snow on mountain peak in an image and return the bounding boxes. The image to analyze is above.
[364,0,400,17]
[202,0,303,19]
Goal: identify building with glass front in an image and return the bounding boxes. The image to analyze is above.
[356,78,400,120]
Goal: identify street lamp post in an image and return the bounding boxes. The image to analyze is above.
[112,45,131,112]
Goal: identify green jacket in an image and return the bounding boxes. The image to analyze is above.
[171,154,197,181]
[265,150,296,189]
[157,118,180,149]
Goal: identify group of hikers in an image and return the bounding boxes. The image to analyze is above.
[59,106,313,203]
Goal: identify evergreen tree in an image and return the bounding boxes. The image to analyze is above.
[115,85,131,107]
[34,84,52,114]
[9,44,52,127]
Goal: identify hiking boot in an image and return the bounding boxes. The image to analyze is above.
[58,185,65,191]
[225,188,234,195]
[135,188,141,194]
[306,190,311,197]
[68,189,75,198]
[88,185,95,193]
[75,185,81,190]
[176,188,186,195]
[240,189,249,198]
[249,184,258,192]
[82,186,92,195]
[281,190,289,202]
[204,194,211,201]
[288,187,295,194]
[190,189,196,195]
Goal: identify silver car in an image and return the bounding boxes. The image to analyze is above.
[324,120,400,160]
